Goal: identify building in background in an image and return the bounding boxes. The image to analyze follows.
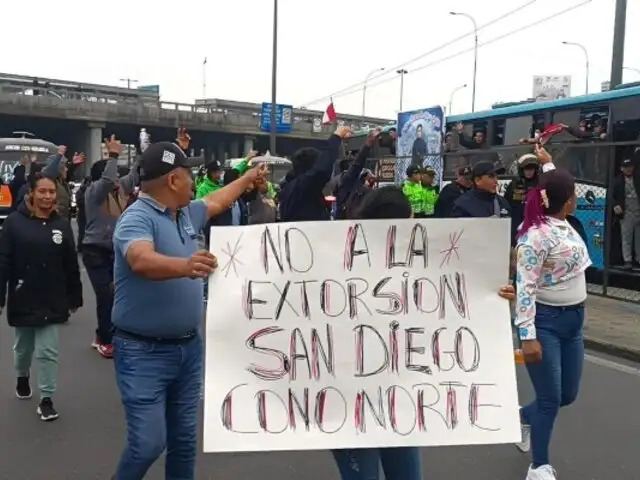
[532,75,572,101]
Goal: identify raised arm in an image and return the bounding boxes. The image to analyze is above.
[534,144,555,172]
[341,129,379,188]
[87,150,120,206]
[42,145,67,179]
[232,150,259,175]
[119,155,141,195]
[296,127,352,191]
[200,164,268,219]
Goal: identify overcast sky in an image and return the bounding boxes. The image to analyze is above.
[1,0,637,120]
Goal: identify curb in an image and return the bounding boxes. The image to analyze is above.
[584,337,640,363]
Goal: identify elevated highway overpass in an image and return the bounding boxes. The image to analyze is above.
[0,72,392,167]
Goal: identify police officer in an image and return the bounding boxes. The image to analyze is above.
[434,166,473,218]
[451,161,511,218]
[504,153,540,244]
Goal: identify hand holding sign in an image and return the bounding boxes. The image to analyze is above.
[185,250,218,279]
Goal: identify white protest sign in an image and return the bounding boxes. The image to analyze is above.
[204,219,520,453]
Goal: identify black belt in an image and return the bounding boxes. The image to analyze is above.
[113,327,198,345]
[536,302,585,309]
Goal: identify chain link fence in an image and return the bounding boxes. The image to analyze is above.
[365,140,640,304]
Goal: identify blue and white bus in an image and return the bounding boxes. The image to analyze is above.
[346,83,640,287]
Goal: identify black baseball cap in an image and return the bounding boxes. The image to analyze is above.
[622,158,633,167]
[406,165,422,177]
[456,166,472,178]
[472,161,505,178]
[205,160,223,173]
[139,142,190,181]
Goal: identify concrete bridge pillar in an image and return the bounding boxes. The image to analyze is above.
[76,122,104,177]
[216,142,226,163]
[243,136,255,156]
[229,138,239,159]
[87,124,103,166]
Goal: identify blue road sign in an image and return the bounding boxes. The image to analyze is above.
[137,85,160,94]
[260,103,293,133]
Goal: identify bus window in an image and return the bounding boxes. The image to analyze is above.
[550,109,581,142]
[504,116,532,145]
[492,119,505,146]
[455,121,488,149]
[532,113,546,136]
[579,106,609,139]
[610,95,640,125]
[545,142,609,185]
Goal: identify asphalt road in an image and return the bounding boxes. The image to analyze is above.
[1,267,640,480]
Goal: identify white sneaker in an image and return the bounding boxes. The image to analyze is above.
[515,423,531,453]
[526,464,557,480]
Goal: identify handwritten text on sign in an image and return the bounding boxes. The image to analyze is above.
[204,219,520,453]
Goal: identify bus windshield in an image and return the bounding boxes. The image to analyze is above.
[0,138,58,183]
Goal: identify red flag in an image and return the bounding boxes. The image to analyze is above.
[323,102,337,125]
[538,123,565,144]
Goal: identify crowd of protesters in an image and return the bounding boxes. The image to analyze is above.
[0,123,592,480]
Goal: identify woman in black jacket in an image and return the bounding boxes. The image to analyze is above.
[0,173,83,422]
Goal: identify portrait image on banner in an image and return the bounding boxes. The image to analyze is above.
[396,106,444,184]
[532,75,571,101]
[203,219,521,453]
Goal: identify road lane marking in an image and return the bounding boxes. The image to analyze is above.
[585,353,640,377]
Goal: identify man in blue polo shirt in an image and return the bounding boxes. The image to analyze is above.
[111,138,266,480]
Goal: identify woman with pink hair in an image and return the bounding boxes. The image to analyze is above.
[514,148,591,480]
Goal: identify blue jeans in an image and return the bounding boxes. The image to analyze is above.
[521,303,584,467]
[113,332,203,480]
[82,248,115,345]
[332,447,422,480]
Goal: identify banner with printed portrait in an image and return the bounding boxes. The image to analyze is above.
[396,106,445,184]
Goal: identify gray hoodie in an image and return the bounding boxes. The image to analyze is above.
[82,157,139,250]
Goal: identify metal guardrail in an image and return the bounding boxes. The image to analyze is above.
[365,141,640,304]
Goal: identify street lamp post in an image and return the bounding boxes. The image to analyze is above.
[396,69,408,112]
[362,67,384,119]
[269,0,278,155]
[450,12,478,112]
[448,84,467,114]
[120,78,138,89]
[562,41,590,94]
[623,67,640,77]
[610,0,627,88]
